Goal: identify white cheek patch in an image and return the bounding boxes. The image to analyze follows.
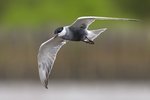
[58,28,66,37]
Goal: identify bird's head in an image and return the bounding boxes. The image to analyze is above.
[54,27,66,38]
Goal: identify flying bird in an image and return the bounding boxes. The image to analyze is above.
[37,16,139,88]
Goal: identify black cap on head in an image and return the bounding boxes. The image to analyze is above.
[54,27,63,34]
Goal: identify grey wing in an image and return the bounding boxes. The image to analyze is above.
[70,16,139,29]
[38,37,67,88]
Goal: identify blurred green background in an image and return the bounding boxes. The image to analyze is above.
[0,0,150,81]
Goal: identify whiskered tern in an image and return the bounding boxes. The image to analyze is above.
[37,16,139,88]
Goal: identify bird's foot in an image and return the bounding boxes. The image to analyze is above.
[83,38,94,44]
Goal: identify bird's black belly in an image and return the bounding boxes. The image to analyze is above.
[69,27,86,41]
[72,31,84,41]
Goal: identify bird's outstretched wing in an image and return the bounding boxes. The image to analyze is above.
[38,36,67,88]
[70,16,139,29]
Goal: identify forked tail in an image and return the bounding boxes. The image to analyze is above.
[87,28,107,41]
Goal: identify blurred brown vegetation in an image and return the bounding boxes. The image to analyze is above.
[0,26,150,80]
[0,0,150,80]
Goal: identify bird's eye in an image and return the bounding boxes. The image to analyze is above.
[54,27,63,34]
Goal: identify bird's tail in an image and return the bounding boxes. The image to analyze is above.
[87,28,107,41]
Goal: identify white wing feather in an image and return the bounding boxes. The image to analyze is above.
[38,37,66,88]
[71,16,139,28]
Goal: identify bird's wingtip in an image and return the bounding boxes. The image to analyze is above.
[41,79,49,89]
[42,79,49,89]
[129,18,141,22]
[45,85,48,89]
